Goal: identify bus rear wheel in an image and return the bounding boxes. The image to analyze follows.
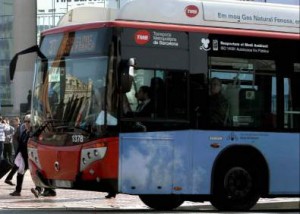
[139,195,184,210]
[211,164,260,211]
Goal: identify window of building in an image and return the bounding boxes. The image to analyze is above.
[0,0,14,106]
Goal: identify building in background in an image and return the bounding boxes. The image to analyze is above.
[0,0,36,116]
[0,0,13,113]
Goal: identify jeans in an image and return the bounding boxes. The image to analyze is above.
[6,164,18,181]
[15,171,27,193]
[3,143,13,164]
[0,141,4,160]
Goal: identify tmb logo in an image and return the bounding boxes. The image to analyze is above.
[134,30,151,45]
[185,5,199,18]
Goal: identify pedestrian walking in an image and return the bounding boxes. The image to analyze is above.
[0,116,10,160]
[31,187,57,198]
[9,114,31,196]
[3,118,15,164]
[11,117,21,158]
[4,117,25,186]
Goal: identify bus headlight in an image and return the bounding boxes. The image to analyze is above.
[80,147,107,171]
[87,152,91,159]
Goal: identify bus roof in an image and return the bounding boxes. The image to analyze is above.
[57,7,118,26]
[117,0,299,34]
[44,0,299,39]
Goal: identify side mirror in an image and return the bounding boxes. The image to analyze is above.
[119,58,135,93]
[120,73,133,93]
[128,58,136,67]
[10,45,48,81]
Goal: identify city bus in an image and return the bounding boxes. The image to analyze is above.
[10,0,299,211]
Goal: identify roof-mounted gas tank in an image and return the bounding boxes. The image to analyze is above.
[117,0,299,33]
[58,7,118,26]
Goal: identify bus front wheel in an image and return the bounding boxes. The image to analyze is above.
[139,195,184,210]
[211,164,260,211]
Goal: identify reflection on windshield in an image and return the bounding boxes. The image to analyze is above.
[32,56,108,138]
[96,110,117,126]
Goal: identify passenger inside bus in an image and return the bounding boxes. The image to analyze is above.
[208,77,229,127]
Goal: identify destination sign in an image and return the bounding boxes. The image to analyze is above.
[68,30,99,55]
[40,34,63,57]
[40,30,100,57]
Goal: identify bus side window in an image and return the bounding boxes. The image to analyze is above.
[263,112,277,128]
[256,75,277,130]
[224,83,240,127]
[238,89,263,127]
[284,75,300,131]
[225,86,265,128]
[166,71,188,119]
[190,74,207,128]
[150,77,165,118]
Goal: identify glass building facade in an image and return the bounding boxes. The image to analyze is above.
[0,0,13,108]
[1,0,36,116]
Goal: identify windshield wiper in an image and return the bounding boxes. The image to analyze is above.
[32,119,92,138]
[31,119,62,137]
[53,125,91,135]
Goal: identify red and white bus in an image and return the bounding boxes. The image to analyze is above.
[10,0,299,211]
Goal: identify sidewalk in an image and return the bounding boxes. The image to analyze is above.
[0,172,299,211]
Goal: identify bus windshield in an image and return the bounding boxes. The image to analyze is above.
[32,56,110,142]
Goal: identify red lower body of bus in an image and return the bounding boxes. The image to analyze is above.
[27,137,119,193]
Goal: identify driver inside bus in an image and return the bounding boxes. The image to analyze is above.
[123,85,153,118]
[135,86,153,117]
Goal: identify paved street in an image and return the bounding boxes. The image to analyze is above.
[0,172,299,211]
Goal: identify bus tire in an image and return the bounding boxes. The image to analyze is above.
[139,195,184,210]
[211,162,260,211]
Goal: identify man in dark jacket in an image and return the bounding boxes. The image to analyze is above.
[135,86,153,117]
[9,114,31,196]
